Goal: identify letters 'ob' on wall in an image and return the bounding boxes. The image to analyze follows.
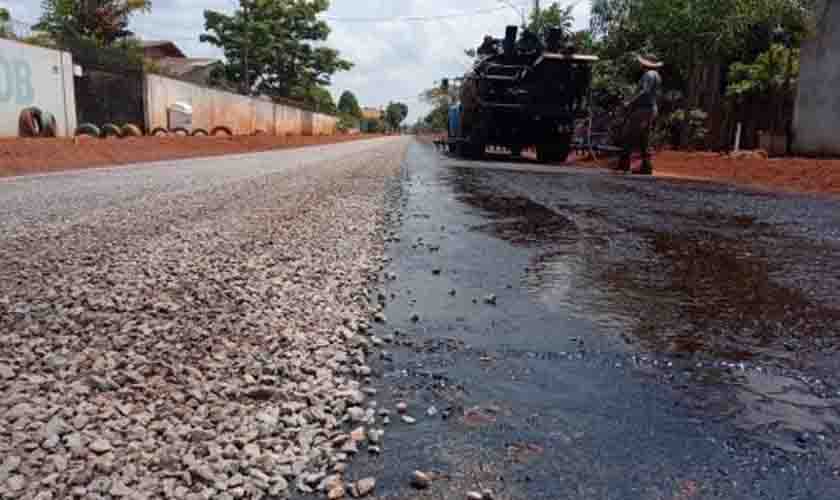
[0,38,78,137]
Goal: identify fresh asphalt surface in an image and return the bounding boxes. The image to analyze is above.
[349,140,840,499]
[3,137,839,499]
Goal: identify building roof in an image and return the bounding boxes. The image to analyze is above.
[155,57,219,84]
[361,107,383,120]
[140,40,186,58]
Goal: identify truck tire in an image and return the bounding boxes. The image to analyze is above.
[151,127,169,137]
[75,123,101,138]
[39,111,58,138]
[211,126,233,136]
[510,146,523,157]
[467,141,486,160]
[121,124,143,137]
[537,138,572,164]
[18,107,42,137]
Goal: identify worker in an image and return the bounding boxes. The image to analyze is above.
[617,53,663,175]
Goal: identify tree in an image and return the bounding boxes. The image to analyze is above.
[588,0,817,147]
[36,0,151,46]
[529,2,574,36]
[293,85,336,113]
[384,102,408,131]
[201,0,353,100]
[0,8,11,38]
[337,91,362,119]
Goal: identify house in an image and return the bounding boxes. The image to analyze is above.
[792,0,840,155]
[140,40,219,86]
[361,107,384,121]
[140,40,186,59]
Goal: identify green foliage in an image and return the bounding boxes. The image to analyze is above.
[290,85,336,114]
[337,91,362,118]
[37,0,151,46]
[22,32,59,48]
[337,113,360,132]
[422,103,449,132]
[727,44,800,98]
[0,8,10,38]
[384,102,409,131]
[201,0,353,100]
[590,0,815,76]
[529,2,574,36]
[666,108,709,149]
[361,118,385,134]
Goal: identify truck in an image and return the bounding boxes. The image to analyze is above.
[447,25,597,163]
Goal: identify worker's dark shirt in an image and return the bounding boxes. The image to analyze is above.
[636,70,662,113]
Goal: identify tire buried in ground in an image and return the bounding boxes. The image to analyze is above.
[18,107,42,137]
[171,127,189,137]
[101,123,123,139]
[191,128,208,137]
[121,124,143,137]
[211,126,233,137]
[151,127,169,137]
[39,111,58,138]
[75,123,101,138]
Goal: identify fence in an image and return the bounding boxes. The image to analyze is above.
[0,37,77,137]
[60,36,147,131]
[144,74,337,136]
[793,0,840,156]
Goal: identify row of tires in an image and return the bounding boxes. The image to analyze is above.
[19,106,238,140]
[74,123,235,139]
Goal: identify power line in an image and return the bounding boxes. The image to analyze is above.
[321,4,528,24]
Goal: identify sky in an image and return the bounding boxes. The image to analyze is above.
[3,0,591,122]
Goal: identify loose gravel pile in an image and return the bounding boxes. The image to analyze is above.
[0,139,407,499]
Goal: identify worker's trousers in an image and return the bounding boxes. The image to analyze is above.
[621,108,656,161]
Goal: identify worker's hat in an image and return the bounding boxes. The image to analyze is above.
[637,54,664,69]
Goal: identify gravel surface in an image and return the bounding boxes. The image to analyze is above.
[0,137,407,499]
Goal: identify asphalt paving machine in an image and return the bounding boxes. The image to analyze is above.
[446,25,597,162]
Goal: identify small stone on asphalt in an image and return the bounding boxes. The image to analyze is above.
[411,471,431,489]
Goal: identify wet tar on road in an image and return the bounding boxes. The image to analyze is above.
[345,141,840,500]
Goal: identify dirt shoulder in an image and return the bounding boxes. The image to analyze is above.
[582,150,840,196]
[0,134,384,178]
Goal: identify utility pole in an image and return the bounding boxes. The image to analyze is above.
[242,0,250,95]
[534,0,540,30]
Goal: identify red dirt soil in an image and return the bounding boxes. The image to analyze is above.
[0,134,384,178]
[579,150,840,196]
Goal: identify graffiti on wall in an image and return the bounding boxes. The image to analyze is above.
[0,55,34,106]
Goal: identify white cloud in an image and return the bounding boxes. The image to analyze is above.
[2,0,591,122]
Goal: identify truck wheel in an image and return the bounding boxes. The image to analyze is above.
[537,143,571,164]
[510,146,523,157]
[470,142,486,160]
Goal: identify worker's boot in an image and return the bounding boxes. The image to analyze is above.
[615,155,631,172]
[638,159,653,175]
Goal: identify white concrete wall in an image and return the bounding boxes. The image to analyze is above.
[0,38,77,137]
[145,74,337,136]
[793,0,840,155]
